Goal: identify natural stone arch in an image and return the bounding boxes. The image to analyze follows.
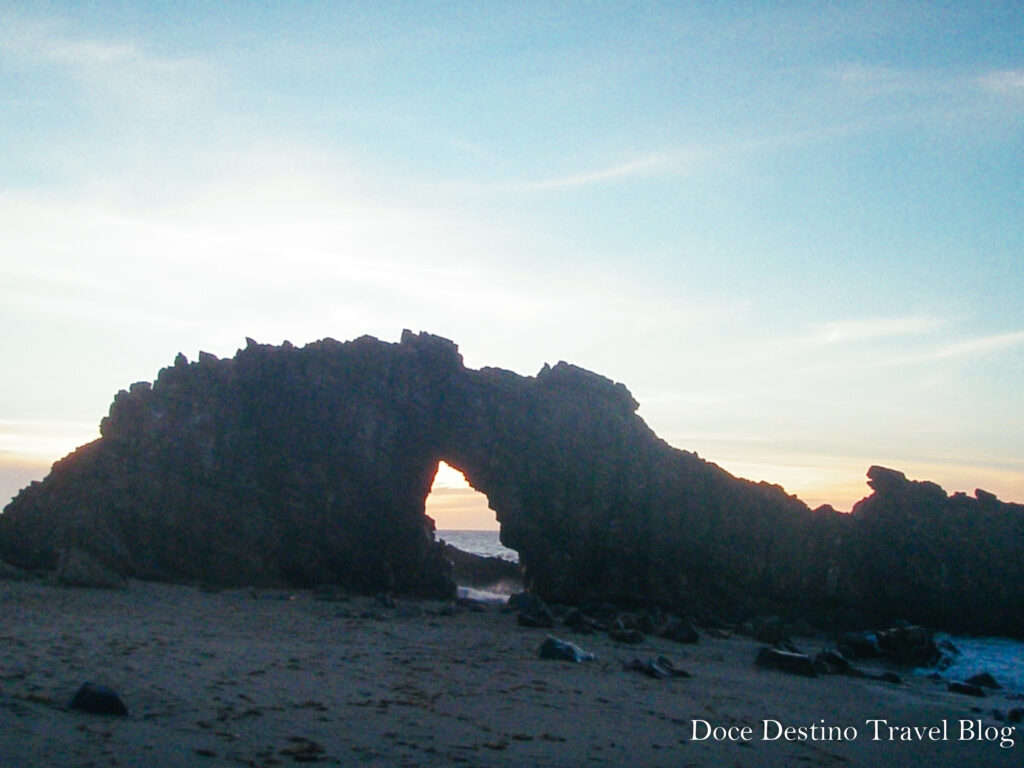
[2,330,1023,637]
[0,330,770,604]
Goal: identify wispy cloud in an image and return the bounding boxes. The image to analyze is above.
[512,154,675,191]
[929,329,1024,360]
[978,69,1024,100]
[785,325,1024,376]
[768,316,1024,375]
[26,35,137,67]
[0,13,211,107]
[832,63,910,90]
[1,14,190,71]
[727,317,1023,394]
[772,316,941,353]
[828,62,1024,116]
[494,136,785,194]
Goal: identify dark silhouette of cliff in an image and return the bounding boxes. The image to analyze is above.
[842,466,1024,637]
[1,332,1021,636]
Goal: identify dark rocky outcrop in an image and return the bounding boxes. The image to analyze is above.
[57,546,128,589]
[442,544,521,590]
[538,636,595,663]
[659,617,701,644]
[0,332,1021,637]
[510,592,557,628]
[814,648,855,675]
[624,656,691,679]
[964,672,1001,690]
[755,647,818,677]
[841,466,1024,637]
[0,557,33,581]
[947,681,987,697]
[69,682,128,716]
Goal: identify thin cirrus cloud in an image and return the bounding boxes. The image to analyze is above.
[24,35,138,68]
[1,13,192,73]
[977,69,1024,98]
[0,13,212,111]
[483,141,761,197]
[779,327,1024,379]
[511,154,677,192]
[802,62,1024,155]
[928,329,1024,361]
[769,316,942,354]
[827,61,1024,123]
[760,317,1023,375]
[492,115,941,197]
[821,327,1024,368]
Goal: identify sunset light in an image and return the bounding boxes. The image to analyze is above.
[1,2,1021,513]
[2,7,1023,765]
[425,461,496,531]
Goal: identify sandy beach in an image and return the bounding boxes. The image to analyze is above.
[1,579,1020,768]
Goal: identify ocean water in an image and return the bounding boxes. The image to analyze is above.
[438,529,519,604]
[438,531,1024,692]
[934,634,1024,694]
[437,529,519,562]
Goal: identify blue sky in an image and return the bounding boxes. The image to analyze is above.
[2,1,1022,527]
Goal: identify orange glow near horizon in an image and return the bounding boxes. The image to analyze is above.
[424,460,497,531]
[747,465,1021,513]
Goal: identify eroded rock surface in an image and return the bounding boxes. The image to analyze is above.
[1,332,1021,636]
[842,466,1024,636]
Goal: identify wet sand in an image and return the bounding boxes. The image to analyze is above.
[1,579,1020,767]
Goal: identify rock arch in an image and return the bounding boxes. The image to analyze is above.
[2,331,1022,637]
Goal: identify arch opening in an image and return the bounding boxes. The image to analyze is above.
[425,460,521,596]
[425,460,498,532]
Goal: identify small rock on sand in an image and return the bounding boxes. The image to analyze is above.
[68,682,128,716]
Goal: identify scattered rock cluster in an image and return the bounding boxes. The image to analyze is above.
[511,593,701,648]
[441,544,521,591]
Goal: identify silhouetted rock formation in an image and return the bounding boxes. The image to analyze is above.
[57,546,127,589]
[0,332,1021,636]
[442,544,521,590]
[840,466,1024,637]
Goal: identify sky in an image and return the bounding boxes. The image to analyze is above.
[2,1,1022,530]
